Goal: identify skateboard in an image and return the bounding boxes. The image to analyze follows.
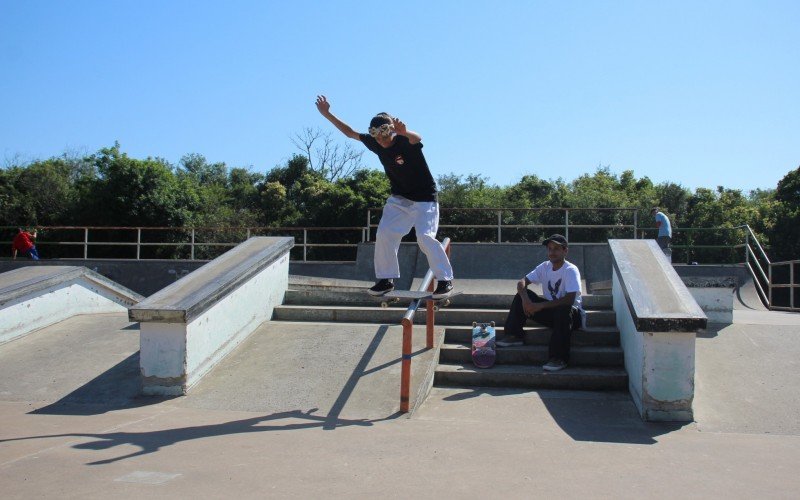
[471,321,496,368]
[375,289,463,309]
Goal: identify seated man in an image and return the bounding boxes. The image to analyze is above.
[496,234,584,372]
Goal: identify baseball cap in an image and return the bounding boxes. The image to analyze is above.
[542,234,568,248]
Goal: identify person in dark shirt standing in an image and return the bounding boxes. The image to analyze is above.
[315,95,454,297]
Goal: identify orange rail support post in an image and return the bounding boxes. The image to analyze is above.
[398,237,452,413]
[400,318,413,413]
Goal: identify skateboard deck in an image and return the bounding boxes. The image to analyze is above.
[471,321,496,369]
[375,290,463,308]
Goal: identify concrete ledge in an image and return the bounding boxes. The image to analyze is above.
[0,266,143,345]
[610,240,707,332]
[129,237,293,396]
[609,239,707,422]
[130,237,293,323]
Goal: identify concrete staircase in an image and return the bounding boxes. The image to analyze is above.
[276,283,628,392]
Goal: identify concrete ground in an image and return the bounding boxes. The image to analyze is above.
[2,305,800,497]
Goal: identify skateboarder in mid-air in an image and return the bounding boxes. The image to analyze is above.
[315,95,454,298]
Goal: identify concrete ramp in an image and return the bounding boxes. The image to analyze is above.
[734,278,768,311]
[0,312,140,409]
[0,310,438,421]
[0,266,143,345]
[181,321,441,421]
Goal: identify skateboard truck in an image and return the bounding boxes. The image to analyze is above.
[376,290,461,309]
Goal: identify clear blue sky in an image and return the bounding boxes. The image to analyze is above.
[2,1,798,192]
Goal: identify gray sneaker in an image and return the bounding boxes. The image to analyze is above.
[496,334,523,347]
[543,359,567,372]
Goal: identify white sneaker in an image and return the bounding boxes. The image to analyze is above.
[543,359,567,372]
[496,335,523,347]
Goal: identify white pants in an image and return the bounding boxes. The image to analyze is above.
[375,195,454,281]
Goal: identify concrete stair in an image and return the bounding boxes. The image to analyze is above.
[284,287,614,310]
[272,305,616,327]
[276,285,628,393]
[435,322,627,390]
[439,343,623,366]
[434,364,628,390]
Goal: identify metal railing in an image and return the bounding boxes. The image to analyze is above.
[1,226,366,262]
[639,224,796,312]
[4,217,796,312]
[367,207,640,243]
[399,237,451,413]
[743,225,772,308]
[769,260,799,312]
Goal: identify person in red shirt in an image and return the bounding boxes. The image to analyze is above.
[12,228,39,260]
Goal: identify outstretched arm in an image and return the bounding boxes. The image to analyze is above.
[392,117,422,144]
[315,95,360,140]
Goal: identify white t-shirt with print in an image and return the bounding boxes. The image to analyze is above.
[525,259,585,325]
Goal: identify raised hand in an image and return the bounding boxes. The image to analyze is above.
[315,95,331,115]
[391,117,407,136]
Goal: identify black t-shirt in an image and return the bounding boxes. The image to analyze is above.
[359,133,437,202]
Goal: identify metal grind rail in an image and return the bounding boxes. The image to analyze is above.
[399,237,452,413]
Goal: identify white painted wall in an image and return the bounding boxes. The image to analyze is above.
[613,269,696,422]
[139,322,187,395]
[185,253,289,390]
[0,279,132,345]
[687,288,733,324]
[140,252,289,396]
[613,272,645,414]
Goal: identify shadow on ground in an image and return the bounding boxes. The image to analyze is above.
[14,324,412,464]
[3,408,399,465]
[696,324,726,339]
[29,352,171,416]
[440,387,689,445]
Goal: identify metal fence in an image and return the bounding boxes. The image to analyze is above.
[769,260,799,312]
[1,226,366,262]
[366,207,641,243]
[3,215,795,312]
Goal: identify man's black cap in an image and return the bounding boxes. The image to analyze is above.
[542,234,568,248]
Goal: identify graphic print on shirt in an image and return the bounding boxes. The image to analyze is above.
[547,278,562,300]
[394,155,405,165]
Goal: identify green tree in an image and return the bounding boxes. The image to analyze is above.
[769,166,800,260]
[87,143,189,227]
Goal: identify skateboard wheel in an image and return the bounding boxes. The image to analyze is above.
[381,302,388,308]
[433,305,440,312]
[443,299,451,307]
[472,321,477,327]
[490,321,495,327]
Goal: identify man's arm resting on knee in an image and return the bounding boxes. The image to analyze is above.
[537,292,576,310]
[522,287,576,315]
[517,277,537,315]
